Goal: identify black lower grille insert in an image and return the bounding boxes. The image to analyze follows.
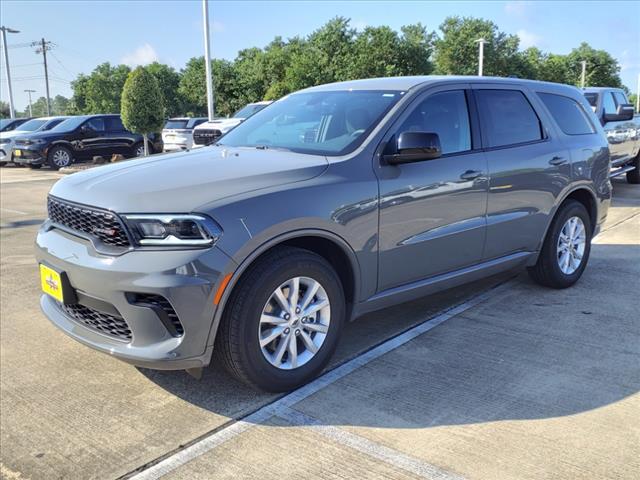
[193,129,221,146]
[129,294,184,337]
[60,303,132,341]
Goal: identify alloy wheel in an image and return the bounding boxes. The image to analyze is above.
[556,216,586,275]
[258,276,331,370]
[52,149,71,167]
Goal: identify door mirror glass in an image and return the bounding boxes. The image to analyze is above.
[384,132,442,165]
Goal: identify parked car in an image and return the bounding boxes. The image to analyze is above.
[0,116,69,166]
[12,114,163,170]
[0,117,32,133]
[583,87,640,183]
[191,101,273,147]
[36,77,610,392]
[162,117,208,152]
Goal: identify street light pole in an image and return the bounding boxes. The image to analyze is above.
[202,0,215,121]
[1,26,20,119]
[580,60,587,88]
[475,38,487,76]
[636,73,639,113]
[24,89,35,117]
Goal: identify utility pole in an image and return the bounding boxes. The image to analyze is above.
[33,38,53,115]
[24,89,35,116]
[1,26,20,119]
[202,0,215,121]
[475,38,487,76]
[636,73,639,112]
[580,60,587,88]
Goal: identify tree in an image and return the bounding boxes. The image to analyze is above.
[69,63,130,114]
[145,62,183,118]
[0,101,10,118]
[566,42,622,88]
[121,67,164,156]
[434,16,523,77]
[178,57,208,116]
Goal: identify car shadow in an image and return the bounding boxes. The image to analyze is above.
[0,219,46,229]
[139,243,639,430]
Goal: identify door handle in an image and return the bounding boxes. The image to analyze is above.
[549,156,567,166]
[459,170,483,181]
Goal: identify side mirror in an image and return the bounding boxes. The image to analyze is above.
[383,132,442,165]
[604,104,634,123]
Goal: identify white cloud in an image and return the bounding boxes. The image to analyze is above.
[121,43,159,67]
[505,1,532,17]
[517,29,542,49]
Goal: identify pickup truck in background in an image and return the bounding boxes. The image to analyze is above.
[583,87,640,184]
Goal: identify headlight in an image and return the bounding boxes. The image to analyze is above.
[122,214,222,247]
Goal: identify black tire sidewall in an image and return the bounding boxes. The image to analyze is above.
[231,253,345,391]
[542,201,592,287]
[47,146,73,170]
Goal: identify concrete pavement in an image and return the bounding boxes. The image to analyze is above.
[1,165,638,479]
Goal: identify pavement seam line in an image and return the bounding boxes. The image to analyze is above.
[278,407,466,480]
[127,280,515,480]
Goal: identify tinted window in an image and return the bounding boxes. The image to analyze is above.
[538,93,594,135]
[219,90,403,156]
[233,104,268,118]
[86,117,105,132]
[106,116,125,131]
[603,93,616,115]
[396,90,471,155]
[476,90,543,148]
[189,118,208,128]
[164,119,189,129]
[584,93,598,107]
[43,118,66,131]
[12,119,47,131]
[613,91,628,106]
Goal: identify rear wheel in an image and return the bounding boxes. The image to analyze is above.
[216,246,345,392]
[626,153,640,184]
[47,145,73,170]
[528,199,592,289]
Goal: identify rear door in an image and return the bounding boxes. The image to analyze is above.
[473,84,571,260]
[376,84,489,291]
[103,116,131,155]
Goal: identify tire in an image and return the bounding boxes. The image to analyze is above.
[29,164,42,169]
[47,145,73,170]
[528,199,592,289]
[626,154,640,184]
[216,246,345,392]
[132,142,146,157]
[0,162,6,167]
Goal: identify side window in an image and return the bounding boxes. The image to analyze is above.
[603,93,617,115]
[613,91,628,106]
[106,117,125,132]
[85,118,105,132]
[538,92,595,135]
[43,119,64,131]
[395,90,471,155]
[475,89,543,148]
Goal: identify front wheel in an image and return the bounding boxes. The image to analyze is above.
[216,246,345,392]
[47,145,73,170]
[528,199,592,289]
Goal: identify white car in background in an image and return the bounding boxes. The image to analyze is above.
[162,117,208,152]
[191,101,273,148]
[0,116,69,166]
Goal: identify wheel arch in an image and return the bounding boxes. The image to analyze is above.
[207,229,361,348]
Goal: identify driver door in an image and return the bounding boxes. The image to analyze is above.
[74,117,107,159]
[375,85,488,291]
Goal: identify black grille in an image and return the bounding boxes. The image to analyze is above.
[48,196,131,247]
[60,303,132,341]
[193,129,221,146]
[130,293,184,336]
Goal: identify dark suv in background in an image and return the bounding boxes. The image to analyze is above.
[13,114,163,169]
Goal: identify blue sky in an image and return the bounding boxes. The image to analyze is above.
[1,0,639,111]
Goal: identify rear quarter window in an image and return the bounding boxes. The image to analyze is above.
[538,92,595,135]
[475,89,543,148]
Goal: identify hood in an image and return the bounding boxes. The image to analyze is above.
[14,130,64,142]
[50,146,328,213]
[202,118,242,132]
[1,129,35,140]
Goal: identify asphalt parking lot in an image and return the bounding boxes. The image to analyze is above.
[0,165,638,480]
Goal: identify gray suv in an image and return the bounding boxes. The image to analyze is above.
[36,76,611,392]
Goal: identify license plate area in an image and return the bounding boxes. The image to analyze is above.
[40,264,77,304]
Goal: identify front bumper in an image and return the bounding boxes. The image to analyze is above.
[13,146,46,165]
[35,225,235,369]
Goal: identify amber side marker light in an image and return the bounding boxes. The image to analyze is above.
[214,273,233,305]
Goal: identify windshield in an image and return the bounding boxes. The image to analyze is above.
[164,119,189,130]
[14,119,48,132]
[584,93,598,107]
[0,119,22,132]
[219,90,403,156]
[233,104,268,118]
[51,116,88,133]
